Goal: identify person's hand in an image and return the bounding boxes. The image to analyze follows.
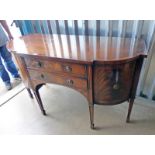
[8,34,14,40]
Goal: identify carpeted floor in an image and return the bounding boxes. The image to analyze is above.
[0,84,155,135]
[0,80,25,106]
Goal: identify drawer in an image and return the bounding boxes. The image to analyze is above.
[24,57,87,77]
[94,61,136,105]
[28,69,88,90]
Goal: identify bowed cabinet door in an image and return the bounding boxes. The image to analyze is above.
[93,60,137,105]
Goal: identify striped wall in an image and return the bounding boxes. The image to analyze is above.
[14,20,155,101]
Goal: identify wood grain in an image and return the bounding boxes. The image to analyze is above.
[8,34,147,129]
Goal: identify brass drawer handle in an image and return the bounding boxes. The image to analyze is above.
[112,68,120,90]
[63,65,72,72]
[66,79,74,86]
[113,83,119,90]
[37,61,43,68]
[40,74,45,79]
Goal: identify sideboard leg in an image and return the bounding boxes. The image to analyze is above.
[126,98,134,123]
[33,89,46,116]
[26,88,33,99]
[89,104,94,129]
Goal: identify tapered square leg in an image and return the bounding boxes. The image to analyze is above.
[33,89,46,115]
[26,88,33,99]
[89,104,94,129]
[126,98,134,123]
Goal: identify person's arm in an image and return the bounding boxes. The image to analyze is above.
[0,20,13,40]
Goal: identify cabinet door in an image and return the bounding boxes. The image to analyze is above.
[93,61,136,105]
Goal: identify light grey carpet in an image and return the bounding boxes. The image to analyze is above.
[0,84,155,134]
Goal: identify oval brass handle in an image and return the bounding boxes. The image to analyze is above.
[40,74,45,79]
[37,61,43,68]
[64,65,72,72]
[112,68,120,90]
[113,83,119,90]
[66,79,74,86]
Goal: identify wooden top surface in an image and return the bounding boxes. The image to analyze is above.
[7,34,147,62]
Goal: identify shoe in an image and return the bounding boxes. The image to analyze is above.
[5,83,12,90]
[14,75,22,82]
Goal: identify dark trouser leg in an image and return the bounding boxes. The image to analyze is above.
[0,45,19,78]
[126,98,134,123]
[0,61,10,84]
[0,47,10,84]
[26,88,33,99]
[89,104,94,129]
[33,88,46,115]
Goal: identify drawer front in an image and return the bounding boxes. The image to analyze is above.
[28,69,87,90]
[24,57,87,77]
[94,61,136,105]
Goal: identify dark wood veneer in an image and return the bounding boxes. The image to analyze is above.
[94,60,136,105]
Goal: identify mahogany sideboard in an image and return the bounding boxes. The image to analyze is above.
[7,34,147,129]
